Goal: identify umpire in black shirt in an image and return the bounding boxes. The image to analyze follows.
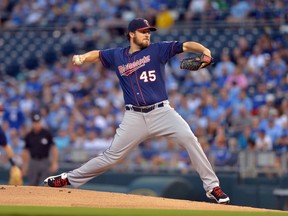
[22,111,58,186]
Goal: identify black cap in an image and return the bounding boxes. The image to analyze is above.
[31,111,41,122]
[128,18,157,32]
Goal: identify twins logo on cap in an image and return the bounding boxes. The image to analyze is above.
[143,19,149,26]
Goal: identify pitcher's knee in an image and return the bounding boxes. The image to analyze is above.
[175,132,198,145]
[102,150,124,165]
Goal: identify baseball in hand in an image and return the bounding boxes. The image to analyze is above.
[73,55,84,65]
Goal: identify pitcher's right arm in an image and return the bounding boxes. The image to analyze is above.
[72,50,100,65]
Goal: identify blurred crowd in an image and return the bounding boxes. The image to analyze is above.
[1,0,288,29]
[0,0,288,174]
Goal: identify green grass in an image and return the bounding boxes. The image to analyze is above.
[0,206,286,216]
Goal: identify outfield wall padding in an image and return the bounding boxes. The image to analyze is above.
[127,177,194,200]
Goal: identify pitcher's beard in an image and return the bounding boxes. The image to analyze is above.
[133,37,150,49]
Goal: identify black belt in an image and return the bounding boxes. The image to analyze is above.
[125,102,164,113]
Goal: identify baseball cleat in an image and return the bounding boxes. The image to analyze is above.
[44,173,71,187]
[206,186,230,204]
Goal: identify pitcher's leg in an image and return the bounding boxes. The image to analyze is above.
[178,130,220,191]
[148,106,219,191]
[68,111,148,188]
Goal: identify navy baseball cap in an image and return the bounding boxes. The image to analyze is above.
[128,18,157,32]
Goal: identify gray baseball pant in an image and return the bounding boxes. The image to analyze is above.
[68,102,219,191]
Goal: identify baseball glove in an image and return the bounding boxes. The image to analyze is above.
[180,53,213,71]
[9,166,23,186]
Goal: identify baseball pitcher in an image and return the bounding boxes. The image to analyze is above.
[44,18,229,204]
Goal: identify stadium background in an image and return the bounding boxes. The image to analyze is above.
[0,0,288,210]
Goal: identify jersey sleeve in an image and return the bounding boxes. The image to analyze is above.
[99,48,117,70]
[157,41,184,64]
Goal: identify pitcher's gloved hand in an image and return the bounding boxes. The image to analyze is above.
[180,53,213,71]
[9,166,23,186]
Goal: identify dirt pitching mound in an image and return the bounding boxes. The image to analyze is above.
[0,185,278,212]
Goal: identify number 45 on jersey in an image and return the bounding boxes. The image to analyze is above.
[140,70,156,82]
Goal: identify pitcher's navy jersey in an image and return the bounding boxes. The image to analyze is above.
[99,41,183,106]
[0,126,7,147]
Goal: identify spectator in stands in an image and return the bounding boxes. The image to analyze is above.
[70,124,86,150]
[82,130,98,155]
[177,95,194,121]
[185,0,208,21]
[229,105,252,137]
[74,0,95,16]
[270,52,287,76]
[265,94,276,110]
[250,116,261,140]
[217,88,232,120]
[2,1,25,28]
[0,0,11,26]
[2,100,25,131]
[264,67,282,92]
[213,49,235,79]
[19,91,36,115]
[251,83,268,113]
[237,36,251,57]
[227,137,239,166]
[190,67,212,89]
[247,136,256,151]
[155,4,174,30]
[189,107,208,131]
[54,128,70,153]
[263,117,283,144]
[25,72,42,96]
[274,129,288,154]
[97,0,132,37]
[257,34,274,54]
[206,97,225,123]
[140,141,158,166]
[255,128,272,151]
[237,127,254,150]
[210,128,231,166]
[25,1,45,26]
[46,1,68,26]
[6,128,24,166]
[226,0,251,23]
[83,18,111,51]
[278,98,288,127]
[232,90,253,115]
[258,105,270,128]
[247,45,267,74]
[176,147,191,174]
[224,66,248,90]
